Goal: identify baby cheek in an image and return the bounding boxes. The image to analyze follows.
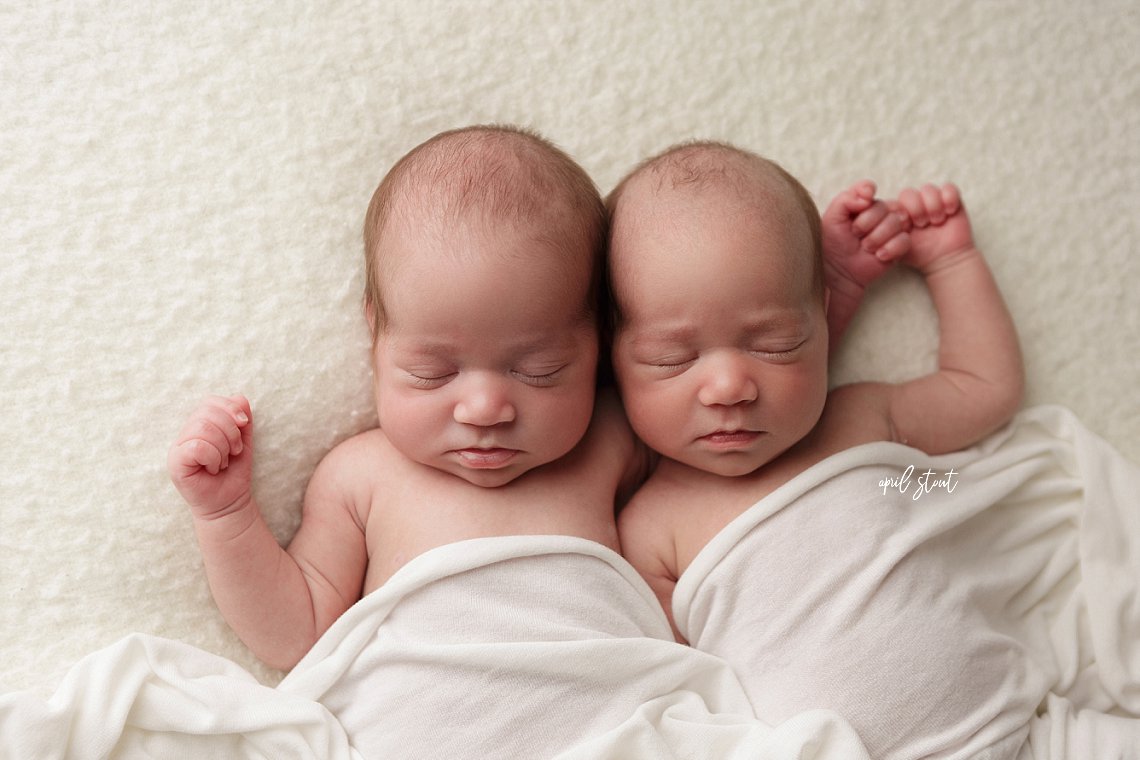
[623,378,682,449]
[772,367,828,433]
[378,382,436,431]
[558,380,599,438]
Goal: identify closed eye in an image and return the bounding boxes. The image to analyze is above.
[511,366,567,387]
[644,355,697,372]
[748,340,806,362]
[406,371,456,389]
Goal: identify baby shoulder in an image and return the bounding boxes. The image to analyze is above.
[815,382,899,449]
[304,428,396,514]
[617,474,679,544]
[587,389,654,503]
[617,478,681,579]
[317,427,393,473]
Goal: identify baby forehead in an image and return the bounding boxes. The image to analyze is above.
[378,215,595,312]
[613,147,814,242]
[608,184,818,295]
[611,187,809,268]
[379,211,590,282]
[619,156,801,221]
[382,166,591,266]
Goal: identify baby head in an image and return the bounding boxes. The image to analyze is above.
[607,141,829,477]
[362,125,606,487]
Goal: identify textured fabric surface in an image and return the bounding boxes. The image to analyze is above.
[2,0,1137,699]
[1,537,871,759]
[676,406,1140,759]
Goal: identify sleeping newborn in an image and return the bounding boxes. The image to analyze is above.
[168,124,643,671]
[606,140,1061,758]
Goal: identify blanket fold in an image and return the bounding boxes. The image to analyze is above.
[9,406,1132,759]
[0,634,358,760]
[279,536,869,758]
[1,536,871,759]
[674,405,1140,760]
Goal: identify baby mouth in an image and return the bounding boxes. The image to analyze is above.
[698,430,763,446]
[454,448,520,468]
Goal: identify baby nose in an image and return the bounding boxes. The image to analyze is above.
[696,352,759,407]
[453,373,516,426]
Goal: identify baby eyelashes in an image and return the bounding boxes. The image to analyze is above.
[402,364,570,389]
[636,342,807,373]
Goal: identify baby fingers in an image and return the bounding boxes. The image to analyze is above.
[921,185,946,224]
[204,394,251,430]
[871,231,911,262]
[897,183,961,228]
[939,183,962,216]
[192,404,246,456]
[856,204,905,246]
[823,180,877,223]
[182,438,225,476]
[173,397,251,469]
[896,187,928,227]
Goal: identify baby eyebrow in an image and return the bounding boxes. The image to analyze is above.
[630,315,810,346]
[391,342,454,360]
[393,335,577,363]
[629,326,697,347]
[742,310,811,330]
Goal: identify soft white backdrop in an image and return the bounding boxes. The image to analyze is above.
[2,0,1137,693]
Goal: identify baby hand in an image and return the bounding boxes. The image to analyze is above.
[821,180,911,295]
[891,183,976,273]
[168,395,254,520]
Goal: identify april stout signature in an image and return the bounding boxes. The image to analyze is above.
[879,466,959,501]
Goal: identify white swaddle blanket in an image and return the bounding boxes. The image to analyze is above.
[1,536,870,759]
[280,536,870,758]
[674,405,1140,760]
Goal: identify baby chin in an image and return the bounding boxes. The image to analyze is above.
[681,434,779,477]
[443,448,531,488]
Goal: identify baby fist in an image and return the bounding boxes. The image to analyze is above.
[168,395,254,520]
[893,183,976,272]
[822,180,911,294]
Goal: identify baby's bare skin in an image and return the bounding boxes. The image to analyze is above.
[169,225,643,669]
[169,391,636,668]
[619,379,912,641]
[168,130,911,672]
[612,161,1024,637]
[168,126,643,671]
[327,394,632,593]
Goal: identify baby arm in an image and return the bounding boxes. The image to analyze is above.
[168,396,367,670]
[822,180,911,351]
[618,495,685,643]
[884,184,1024,453]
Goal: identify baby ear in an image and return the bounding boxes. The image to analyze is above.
[823,286,831,317]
